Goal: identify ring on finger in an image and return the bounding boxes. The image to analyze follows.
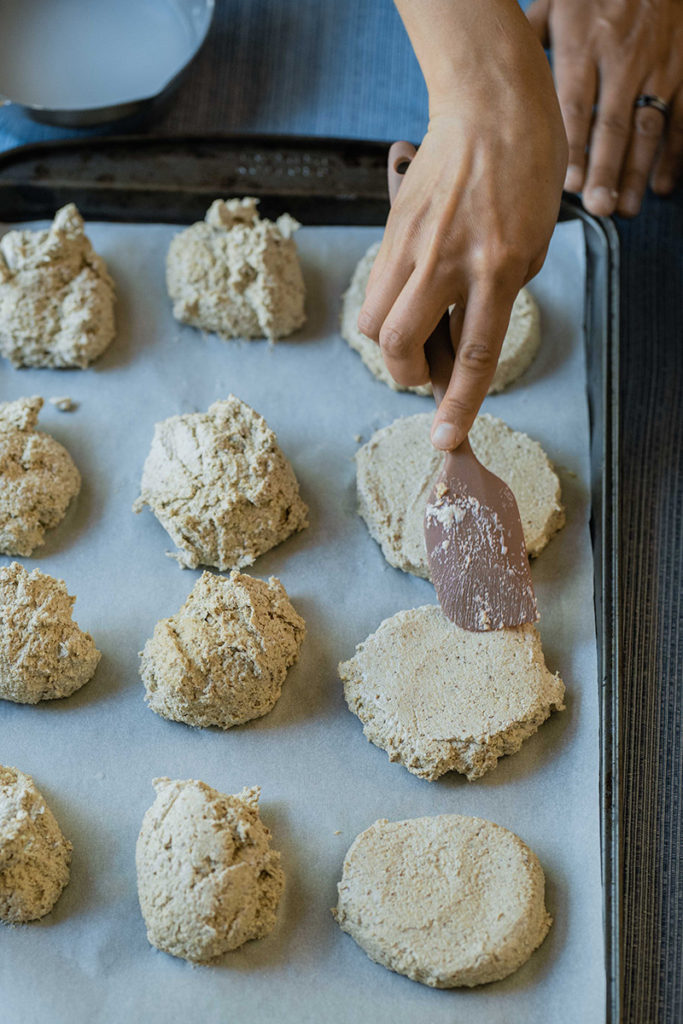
[634,94,670,117]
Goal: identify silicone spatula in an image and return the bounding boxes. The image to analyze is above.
[387,141,538,631]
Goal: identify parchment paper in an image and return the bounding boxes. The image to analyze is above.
[0,219,604,1024]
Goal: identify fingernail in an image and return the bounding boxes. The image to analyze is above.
[619,190,640,217]
[584,185,618,215]
[564,165,583,192]
[432,422,460,450]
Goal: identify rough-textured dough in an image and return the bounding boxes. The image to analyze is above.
[0,765,72,923]
[0,562,100,704]
[140,569,305,729]
[134,395,308,571]
[334,814,551,988]
[0,396,81,557]
[167,197,306,340]
[356,412,564,577]
[341,242,540,394]
[339,605,564,781]
[136,778,284,963]
[0,204,116,368]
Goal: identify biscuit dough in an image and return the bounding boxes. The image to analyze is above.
[0,396,81,557]
[334,814,551,988]
[136,778,284,963]
[0,204,116,368]
[134,395,308,571]
[356,412,564,577]
[0,562,100,704]
[341,242,540,394]
[140,570,305,729]
[0,765,72,923]
[339,605,565,781]
[167,197,306,340]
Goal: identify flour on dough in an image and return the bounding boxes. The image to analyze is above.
[0,396,81,557]
[167,197,306,340]
[0,562,100,704]
[134,395,308,571]
[140,569,305,729]
[0,204,116,368]
[334,814,551,988]
[0,765,72,923]
[339,605,564,781]
[341,241,540,394]
[136,778,284,963]
[356,412,564,577]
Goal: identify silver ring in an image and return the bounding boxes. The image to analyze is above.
[634,94,670,117]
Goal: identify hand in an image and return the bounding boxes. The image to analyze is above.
[526,0,678,217]
[360,0,567,451]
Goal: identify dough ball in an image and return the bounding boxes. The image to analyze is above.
[341,242,540,394]
[134,395,308,571]
[136,778,284,963]
[140,569,305,729]
[0,203,116,368]
[356,412,564,577]
[0,396,81,557]
[0,765,72,923]
[0,562,100,704]
[167,197,306,340]
[339,605,564,781]
[334,814,551,988]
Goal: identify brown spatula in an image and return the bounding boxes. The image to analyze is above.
[387,141,538,631]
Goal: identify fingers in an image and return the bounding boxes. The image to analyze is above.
[651,87,683,195]
[617,90,669,216]
[582,80,638,216]
[552,48,597,193]
[526,0,550,47]
[431,282,517,451]
[357,239,411,343]
[377,266,453,387]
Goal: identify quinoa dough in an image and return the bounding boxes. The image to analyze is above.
[136,778,285,963]
[0,396,81,557]
[0,203,116,368]
[0,562,100,704]
[0,766,72,923]
[339,605,565,781]
[134,395,308,571]
[341,242,540,394]
[334,814,551,988]
[167,197,306,340]
[356,412,564,577]
[140,570,305,729]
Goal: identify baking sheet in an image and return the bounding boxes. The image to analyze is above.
[0,219,604,1024]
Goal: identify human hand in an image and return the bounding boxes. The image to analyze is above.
[526,0,680,217]
[360,0,567,451]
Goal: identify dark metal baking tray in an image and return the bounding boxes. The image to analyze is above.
[0,134,620,1023]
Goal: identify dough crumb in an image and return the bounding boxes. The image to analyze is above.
[136,778,284,963]
[166,197,306,341]
[49,396,77,412]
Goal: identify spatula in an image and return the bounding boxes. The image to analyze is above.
[387,141,538,631]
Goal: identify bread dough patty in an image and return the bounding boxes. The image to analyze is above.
[341,242,540,394]
[136,778,284,963]
[356,412,564,577]
[334,814,551,988]
[0,562,100,704]
[140,570,305,729]
[134,395,308,571]
[0,396,81,557]
[167,197,306,340]
[339,605,565,781]
[0,765,72,923]
[0,203,116,368]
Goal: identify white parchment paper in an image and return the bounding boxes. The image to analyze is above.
[0,219,604,1024]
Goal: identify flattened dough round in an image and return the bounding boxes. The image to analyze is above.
[0,396,81,557]
[140,569,305,728]
[334,814,551,988]
[136,778,284,963]
[341,242,540,394]
[0,562,100,704]
[356,412,564,576]
[339,605,565,781]
[0,203,116,368]
[0,765,72,923]
[167,197,305,340]
[134,395,308,571]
